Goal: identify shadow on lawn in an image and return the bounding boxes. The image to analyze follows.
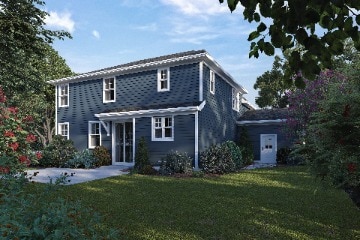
[63,167,360,240]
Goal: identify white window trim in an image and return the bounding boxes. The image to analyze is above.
[103,77,116,103]
[157,68,170,92]
[58,122,69,140]
[88,121,102,149]
[232,88,240,112]
[58,84,69,107]
[151,116,174,141]
[210,70,215,94]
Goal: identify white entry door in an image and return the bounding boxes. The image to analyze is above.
[260,134,277,164]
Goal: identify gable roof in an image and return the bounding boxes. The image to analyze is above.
[237,108,288,125]
[48,50,247,94]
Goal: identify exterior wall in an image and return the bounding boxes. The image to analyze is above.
[198,64,245,152]
[239,123,290,161]
[134,114,195,165]
[57,62,200,151]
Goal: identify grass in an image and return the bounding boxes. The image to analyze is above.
[31,166,359,239]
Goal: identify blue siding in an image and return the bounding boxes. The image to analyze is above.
[135,115,195,165]
[198,65,245,151]
[57,62,199,155]
[239,124,291,160]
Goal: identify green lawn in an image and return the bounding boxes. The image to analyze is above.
[39,166,360,239]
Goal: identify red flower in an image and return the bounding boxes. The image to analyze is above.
[7,107,18,114]
[0,87,6,103]
[9,142,19,151]
[343,104,351,118]
[18,155,31,166]
[4,130,15,138]
[22,115,33,122]
[348,163,356,173]
[0,166,9,174]
[26,134,36,143]
[35,152,42,160]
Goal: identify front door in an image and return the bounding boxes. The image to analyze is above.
[114,122,134,165]
[260,134,277,164]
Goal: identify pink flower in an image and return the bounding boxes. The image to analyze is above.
[0,166,10,174]
[7,107,18,114]
[18,155,31,166]
[4,130,15,138]
[35,152,42,160]
[9,142,19,151]
[26,134,36,143]
[22,115,33,122]
[0,87,6,103]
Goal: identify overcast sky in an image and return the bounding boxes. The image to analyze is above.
[44,0,278,107]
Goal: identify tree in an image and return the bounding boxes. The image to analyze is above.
[254,55,292,108]
[0,0,71,98]
[219,0,360,85]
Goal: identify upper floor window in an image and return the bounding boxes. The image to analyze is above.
[88,121,101,149]
[157,68,170,92]
[103,77,115,102]
[58,84,69,107]
[152,116,174,141]
[58,122,69,139]
[232,88,240,112]
[210,70,215,94]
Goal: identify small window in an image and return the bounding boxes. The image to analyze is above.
[232,88,239,111]
[88,121,101,148]
[210,70,215,94]
[103,77,115,102]
[152,116,174,141]
[157,68,170,92]
[58,122,69,139]
[58,84,69,107]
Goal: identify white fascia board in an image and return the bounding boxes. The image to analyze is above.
[95,101,206,121]
[237,119,286,125]
[203,54,248,94]
[48,52,207,85]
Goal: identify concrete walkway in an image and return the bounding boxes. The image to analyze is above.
[26,165,130,185]
[242,162,277,170]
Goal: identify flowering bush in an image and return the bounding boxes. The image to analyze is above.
[0,86,39,174]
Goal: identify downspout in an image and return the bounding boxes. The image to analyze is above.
[55,85,58,135]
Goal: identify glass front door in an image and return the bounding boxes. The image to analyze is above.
[115,122,133,164]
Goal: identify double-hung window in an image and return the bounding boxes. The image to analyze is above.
[58,84,69,107]
[152,116,174,141]
[210,70,215,94]
[157,68,170,92]
[232,88,240,111]
[58,123,69,139]
[88,121,101,148]
[103,77,115,102]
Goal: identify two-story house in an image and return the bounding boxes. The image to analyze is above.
[48,50,249,168]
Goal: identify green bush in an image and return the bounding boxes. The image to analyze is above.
[237,127,254,165]
[65,149,97,169]
[0,174,118,239]
[160,151,193,175]
[93,146,112,166]
[134,137,150,174]
[276,147,292,164]
[39,135,77,167]
[200,144,235,174]
[222,141,243,169]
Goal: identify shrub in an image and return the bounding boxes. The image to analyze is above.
[200,144,235,174]
[134,137,150,173]
[93,146,111,166]
[65,149,97,169]
[237,127,254,165]
[276,147,292,164]
[138,165,157,175]
[222,141,243,169]
[160,151,193,175]
[40,135,77,167]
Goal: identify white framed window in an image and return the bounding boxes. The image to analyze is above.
[210,70,215,94]
[157,68,170,92]
[103,77,115,102]
[152,116,174,141]
[232,88,240,112]
[88,121,101,149]
[58,122,69,139]
[58,84,69,107]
